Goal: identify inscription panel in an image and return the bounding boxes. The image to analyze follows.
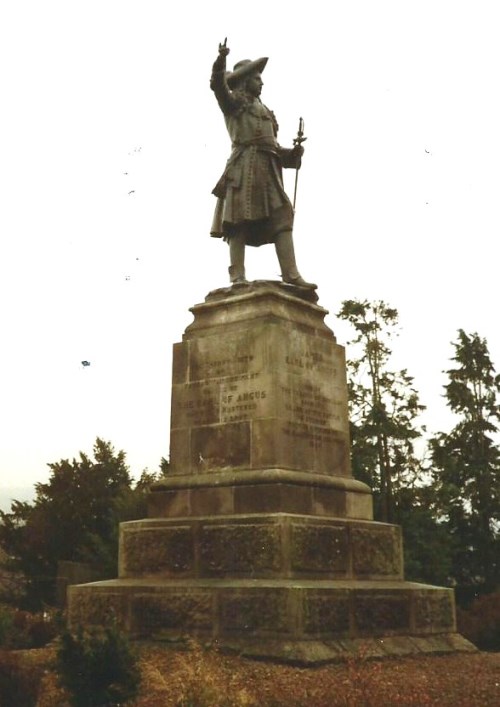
[189,332,261,381]
[170,319,350,474]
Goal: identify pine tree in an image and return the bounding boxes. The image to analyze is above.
[337,299,426,523]
[430,330,500,595]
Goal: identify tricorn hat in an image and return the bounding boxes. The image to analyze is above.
[226,57,268,88]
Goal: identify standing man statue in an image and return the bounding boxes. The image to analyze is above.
[210,39,316,290]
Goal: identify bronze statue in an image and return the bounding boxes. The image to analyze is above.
[210,40,316,290]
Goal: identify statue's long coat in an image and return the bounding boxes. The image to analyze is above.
[210,56,299,246]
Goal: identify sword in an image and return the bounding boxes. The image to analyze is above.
[292,117,306,210]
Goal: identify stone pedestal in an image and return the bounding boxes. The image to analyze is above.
[68,282,474,663]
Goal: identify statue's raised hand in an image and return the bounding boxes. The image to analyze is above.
[218,38,230,57]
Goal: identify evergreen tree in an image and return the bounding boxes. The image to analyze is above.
[0,439,154,608]
[337,299,425,523]
[430,330,500,596]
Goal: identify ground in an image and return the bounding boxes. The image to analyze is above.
[32,642,500,706]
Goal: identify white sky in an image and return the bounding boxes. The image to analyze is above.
[1,0,499,491]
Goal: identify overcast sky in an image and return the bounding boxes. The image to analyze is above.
[1,1,499,497]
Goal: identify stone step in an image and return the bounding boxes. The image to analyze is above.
[119,513,403,581]
[67,576,473,663]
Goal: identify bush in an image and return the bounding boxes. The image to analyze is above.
[57,623,140,706]
[457,591,500,651]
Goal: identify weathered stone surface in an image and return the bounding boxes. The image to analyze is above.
[354,591,411,633]
[130,591,213,637]
[414,589,455,632]
[120,526,194,576]
[168,287,353,481]
[67,578,476,663]
[117,514,403,581]
[67,588,128,629]
[200,523,282,575]
[302,590,350,635]
[150,469,373,520]
[219,588,290,635]
[290,523,348,574]
[352,526,402,577]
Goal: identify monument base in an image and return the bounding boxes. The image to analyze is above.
[68,512,476,663]
[66,284,476,662]
[68,574,475,663]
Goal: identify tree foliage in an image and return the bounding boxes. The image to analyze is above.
[430,330,500,595]
[337,299,426,523]
[0,439,165,608]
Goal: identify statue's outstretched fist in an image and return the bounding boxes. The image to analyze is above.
[218,38,230,56]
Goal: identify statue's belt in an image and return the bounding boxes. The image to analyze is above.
[231,139,277,152]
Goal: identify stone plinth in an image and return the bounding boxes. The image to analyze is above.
[67,283,475,662]
[152,281,373,521]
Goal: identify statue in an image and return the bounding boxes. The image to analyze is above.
[210,40,316,290]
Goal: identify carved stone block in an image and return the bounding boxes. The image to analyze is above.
[130,591,213,637]
[121,526,194,576]
[354,591,411,633]
[303,590,350,635]
[414,589,455,632]
[291,523,348,574]
[200,523,282,575]
[68,589,128,629]
[219,588,290,635]
[352,526,402,577]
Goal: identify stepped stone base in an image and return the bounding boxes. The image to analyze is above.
[67,577,475,663]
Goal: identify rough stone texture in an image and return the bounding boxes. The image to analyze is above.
[220,588,290,635]
[67,578,470,662]
[352,526,403,577]
[130,591,213,638]
[199,523,282,576]
[414,589,456,632]
[67,589,128,630]
[302,590,350,635]
[66,284,475,664]
[353,591,411,633]
[116,515,403,582]
[290,523,348,574]
[120,526,194,577]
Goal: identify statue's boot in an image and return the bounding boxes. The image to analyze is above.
[229,233,248,284]
[275,231,317,289]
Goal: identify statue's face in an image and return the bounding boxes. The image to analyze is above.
[246,73,263,97]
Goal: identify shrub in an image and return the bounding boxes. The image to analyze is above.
[57,623,141,706]
[457,591,500,651]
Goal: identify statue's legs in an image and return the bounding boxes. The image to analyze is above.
[228,229,316,290]
[275,231,317,290]
[228,232,247,284]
